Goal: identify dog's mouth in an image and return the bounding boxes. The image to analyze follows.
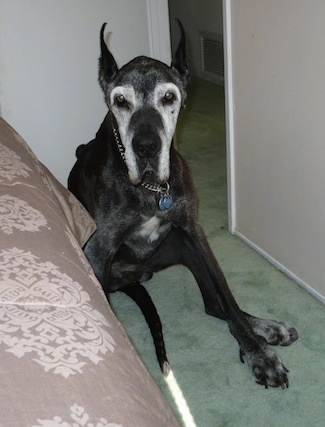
[132,154,165,184]
[128,158,170,186]
[127,162,160,186]
[142,163,159,180]
[141,169,160,184]
[141,159,170,186]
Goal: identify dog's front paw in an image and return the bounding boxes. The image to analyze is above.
[246,315,298,347]
[240,337,289,389]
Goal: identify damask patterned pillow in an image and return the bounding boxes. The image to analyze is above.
[0,117,96,246]
[0,117,113,389]
[0,118,180,426]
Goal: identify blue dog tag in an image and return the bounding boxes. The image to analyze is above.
[159,194,173,210]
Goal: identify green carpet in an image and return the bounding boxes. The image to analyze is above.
[110,79,325,427]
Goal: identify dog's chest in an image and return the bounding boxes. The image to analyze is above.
[124,214,171,259]
[136,215,170,243]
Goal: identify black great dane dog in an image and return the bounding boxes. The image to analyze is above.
[68,21,298,388]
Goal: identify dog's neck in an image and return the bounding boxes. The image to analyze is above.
[111,119,173,211]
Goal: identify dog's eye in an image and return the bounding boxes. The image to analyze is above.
[163,91,176,103]
[115,94,127,107]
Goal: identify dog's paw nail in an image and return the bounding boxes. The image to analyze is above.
[280,374,289,389]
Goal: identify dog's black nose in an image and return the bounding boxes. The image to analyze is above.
[132,134,160,158]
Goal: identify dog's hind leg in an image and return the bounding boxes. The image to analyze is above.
[119,283,170,376]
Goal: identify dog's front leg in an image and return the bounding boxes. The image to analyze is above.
[84,231,115,290]
[84,210,142,292]
[84,223,132,294]
[146,225,294,388]
[184,224,296,388]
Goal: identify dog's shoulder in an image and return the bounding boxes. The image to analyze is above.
[68,114,113,215]
[76,114,110,162]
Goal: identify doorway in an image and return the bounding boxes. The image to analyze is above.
[168,0,224,85]
[167,0,227,229]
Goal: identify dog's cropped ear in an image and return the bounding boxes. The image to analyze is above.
[171,19,191,90]
[98,23,118,94]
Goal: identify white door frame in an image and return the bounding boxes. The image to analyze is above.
[146,0,171,63]
[222,0,236,233]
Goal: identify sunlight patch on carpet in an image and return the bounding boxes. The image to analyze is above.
[165,369,197,427]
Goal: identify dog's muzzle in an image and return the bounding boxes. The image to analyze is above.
[130,110,164,180]
[113,106,174,185]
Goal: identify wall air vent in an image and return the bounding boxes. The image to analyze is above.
[200,31,224,85]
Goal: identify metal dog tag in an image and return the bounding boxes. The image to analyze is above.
[159,194,173,210]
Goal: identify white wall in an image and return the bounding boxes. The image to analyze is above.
[224,0,325,301]
[0,0,170,185]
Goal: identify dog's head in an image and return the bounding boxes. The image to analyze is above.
[98,20,190,185]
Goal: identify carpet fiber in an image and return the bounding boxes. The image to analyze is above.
[110,79,325,427]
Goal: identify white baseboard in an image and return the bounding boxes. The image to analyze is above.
[234,230,325,305]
